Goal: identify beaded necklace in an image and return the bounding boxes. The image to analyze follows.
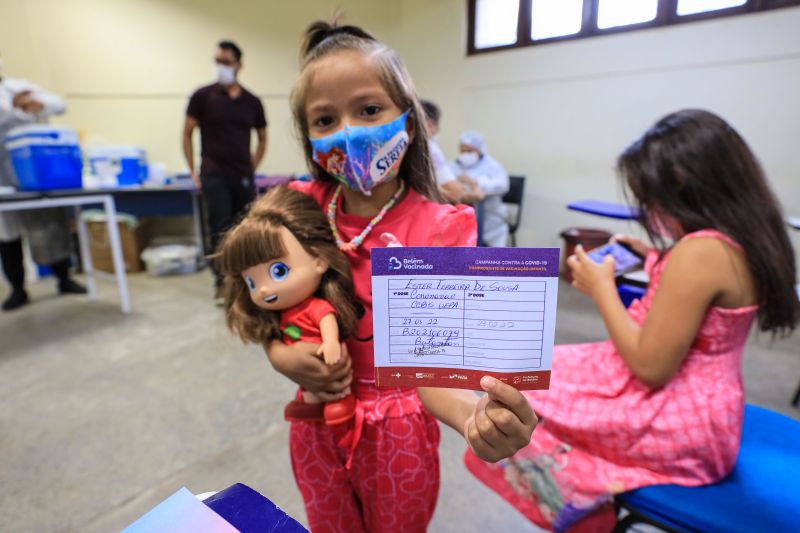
[327,181,406,252]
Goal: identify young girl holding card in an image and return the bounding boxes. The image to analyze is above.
[264,21,536,532]
[466,109,799,532]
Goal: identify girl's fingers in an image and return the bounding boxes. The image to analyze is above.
[464,417,498,462]
[480,376,537,427]
[474,409,504,446]
[574,244,590,261]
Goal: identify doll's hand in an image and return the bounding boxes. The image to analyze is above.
[463,376,537,464]
[317,340,341,365]
[266,341,352,402]
[567,244,616,300]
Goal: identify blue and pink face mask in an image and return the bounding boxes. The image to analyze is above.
[310,111,410,196]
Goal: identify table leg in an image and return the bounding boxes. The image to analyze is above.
[191,191,206,266]
[74,206,97,301]
[103,197,131,314]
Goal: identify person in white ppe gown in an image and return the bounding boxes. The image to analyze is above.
[0,56,85,311]
[421,100,464,203]
[448,130,510,247]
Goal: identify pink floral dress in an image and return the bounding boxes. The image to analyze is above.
[465,230,758,532]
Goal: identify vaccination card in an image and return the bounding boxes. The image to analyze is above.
[371,247,559,391]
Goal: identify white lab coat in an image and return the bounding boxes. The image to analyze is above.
[0,77,66,118]
[428,138,456,185]
[0,78,68,259]
[449,154,510,247]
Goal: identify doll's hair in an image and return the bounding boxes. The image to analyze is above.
[290,19,441,202]
[618,109,798,335]
[217,186,359,345]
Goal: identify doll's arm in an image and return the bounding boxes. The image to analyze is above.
[419,377,537,463]
[265,340,351,401]
[315,313,341,365]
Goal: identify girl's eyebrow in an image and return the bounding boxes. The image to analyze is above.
[307,101,335,114]
[350,89,389,105]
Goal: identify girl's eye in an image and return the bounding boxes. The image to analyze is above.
[362,105,381,117]
[269,262,290,282]
[314,116,334,128]
[244,276,256,291]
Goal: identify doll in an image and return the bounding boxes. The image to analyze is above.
[217,185,360,425]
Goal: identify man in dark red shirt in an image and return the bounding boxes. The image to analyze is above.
[183,40,268,297]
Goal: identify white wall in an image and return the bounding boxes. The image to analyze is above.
[397,2,800,258]
[2,0,798,258]
[0,0,403,175]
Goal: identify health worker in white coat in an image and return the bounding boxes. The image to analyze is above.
[0,56,85,311]
[449,130,510,247]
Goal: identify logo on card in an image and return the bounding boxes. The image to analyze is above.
[388,257,402,270]
[416,372,434,379]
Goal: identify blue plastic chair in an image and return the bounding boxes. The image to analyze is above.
[613,404,800,533]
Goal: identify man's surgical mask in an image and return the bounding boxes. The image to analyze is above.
[457,151,480,167]
[310,111,410,196]
[216,65,236,86]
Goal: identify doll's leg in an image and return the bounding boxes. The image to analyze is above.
[351,412,441,533]
[289,420,366,533]
[302,390,323,404]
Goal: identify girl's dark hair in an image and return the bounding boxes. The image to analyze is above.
[290,20,441,202]
[216,186,359,345]
[618,109,799,335]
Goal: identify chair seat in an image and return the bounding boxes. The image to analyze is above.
[617,405,800,533]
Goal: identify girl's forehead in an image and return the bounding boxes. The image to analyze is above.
[306,50,389,107]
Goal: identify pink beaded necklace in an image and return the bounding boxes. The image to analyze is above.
[327,181,406,252]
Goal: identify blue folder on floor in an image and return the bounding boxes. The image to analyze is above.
[204,484,308,533]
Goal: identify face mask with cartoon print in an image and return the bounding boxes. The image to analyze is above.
[310,111,410,196]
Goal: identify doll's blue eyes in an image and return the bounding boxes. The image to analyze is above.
[269,262,290,281]
[244,276,256,291]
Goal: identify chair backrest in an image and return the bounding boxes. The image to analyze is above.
[502,175,525,206]
[502,175,525,234]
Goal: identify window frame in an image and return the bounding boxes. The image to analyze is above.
[467,0,800,55]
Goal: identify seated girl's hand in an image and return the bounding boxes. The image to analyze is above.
[266,341,352,401]
[610,234,650,257]
[464,376,538,463]
[567,244,616,300]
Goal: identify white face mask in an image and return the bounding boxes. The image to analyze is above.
[216,65,236,86]
[457,151,480,167]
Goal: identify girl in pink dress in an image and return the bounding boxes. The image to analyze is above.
[263,21,537,532]
[466,109,799,532]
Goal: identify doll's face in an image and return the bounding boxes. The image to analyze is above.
[242,226,328,311]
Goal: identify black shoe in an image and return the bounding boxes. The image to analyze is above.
[58,278,87,295]
[2,288,29,311]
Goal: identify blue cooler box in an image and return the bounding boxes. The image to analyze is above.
[88,146,148,187]
[4,125,83,190]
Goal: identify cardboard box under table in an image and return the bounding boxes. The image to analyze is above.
[83,210,148,273]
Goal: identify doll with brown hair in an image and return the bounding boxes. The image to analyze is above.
[217,185,360,425]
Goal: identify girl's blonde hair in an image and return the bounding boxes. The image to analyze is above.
[290,20,441,201]
[217,186,359,345]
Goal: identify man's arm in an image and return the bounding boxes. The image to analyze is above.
[252,127,267,172]
[182,115,201,189]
